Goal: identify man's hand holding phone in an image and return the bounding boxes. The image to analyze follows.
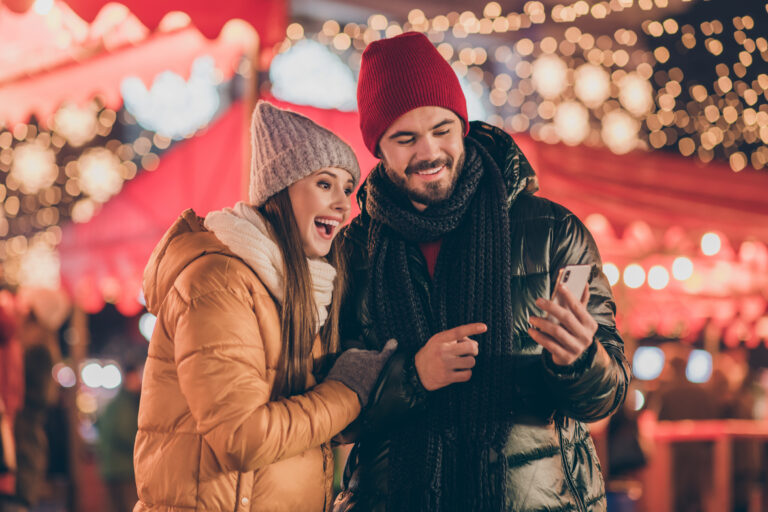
[528,265,598,366]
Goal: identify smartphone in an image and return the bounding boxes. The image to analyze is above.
[543,264,591,324]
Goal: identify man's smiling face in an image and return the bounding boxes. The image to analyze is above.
[378,106,465,211]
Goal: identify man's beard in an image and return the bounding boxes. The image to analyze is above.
[382,151,465,207]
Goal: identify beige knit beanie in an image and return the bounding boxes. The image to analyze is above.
[249,101,361,206]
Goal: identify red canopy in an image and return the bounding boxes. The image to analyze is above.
[0,0,285,127]
[1,0,286,46]
[531,141,768,245]
[59,101,246,314]
[0,25,247,127]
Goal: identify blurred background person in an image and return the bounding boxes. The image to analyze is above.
[95,363,142,512]
[650,346,718,512]
[603,382,648,512]
[709,350,762,512]
[0,291,23,512]
[11,308,60,512]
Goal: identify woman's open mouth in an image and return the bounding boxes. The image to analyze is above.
[314,217,340,239]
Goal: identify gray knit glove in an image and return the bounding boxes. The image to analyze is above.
[326,339,398,407]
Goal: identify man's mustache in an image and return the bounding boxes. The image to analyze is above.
[405,157,453,175]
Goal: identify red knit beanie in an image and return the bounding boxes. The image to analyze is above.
[357,32,469,155]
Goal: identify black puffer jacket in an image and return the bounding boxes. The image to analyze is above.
[336,121,630,512]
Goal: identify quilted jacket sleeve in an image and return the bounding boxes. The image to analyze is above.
[544,208,631,422]
[171,260,361,473]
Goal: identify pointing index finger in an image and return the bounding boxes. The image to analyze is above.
[435,323,487,343]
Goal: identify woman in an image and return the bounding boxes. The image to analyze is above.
[134,101,394,512]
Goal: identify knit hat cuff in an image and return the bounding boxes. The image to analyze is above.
[362,92,469,155]
[249,139,360,206]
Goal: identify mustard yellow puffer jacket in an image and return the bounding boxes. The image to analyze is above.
[134,209,361,512]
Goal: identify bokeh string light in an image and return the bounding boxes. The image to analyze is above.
[0,33,236,289]
[645,4,768,170]
[0,98,197,287]
[271,0,767,170]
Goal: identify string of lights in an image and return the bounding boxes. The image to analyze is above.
[0,59,234,288]
[0,102,150,288]
[272,0,767,167]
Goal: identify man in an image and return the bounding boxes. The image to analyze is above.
[335,32,630,512]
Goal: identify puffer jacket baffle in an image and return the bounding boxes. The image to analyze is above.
[134,209,361,512]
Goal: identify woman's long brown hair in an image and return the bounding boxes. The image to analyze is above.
[259,189,347,400]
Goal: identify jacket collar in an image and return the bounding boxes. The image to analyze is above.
[465,120,539,202]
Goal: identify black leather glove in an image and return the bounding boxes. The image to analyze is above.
[326,339,398,407]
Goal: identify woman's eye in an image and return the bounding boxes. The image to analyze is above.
[344,188,353,196]
[317,181,330,190]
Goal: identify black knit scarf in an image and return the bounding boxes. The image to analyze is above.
[365,137,514,511]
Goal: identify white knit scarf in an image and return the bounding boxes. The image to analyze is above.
[204,202,337,332]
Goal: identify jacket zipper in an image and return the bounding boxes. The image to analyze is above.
[556,420,587,512]
[233,472,243,511]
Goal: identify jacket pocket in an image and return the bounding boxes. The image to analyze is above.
[134,430,201,508]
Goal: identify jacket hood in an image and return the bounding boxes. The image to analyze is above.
[466,120,539,200]
[143,209,233,315]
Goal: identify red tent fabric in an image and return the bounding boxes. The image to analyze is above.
[531,141,768,244]
[1,1,98,84]
[0,0,289,127]
[59,101,246,314]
